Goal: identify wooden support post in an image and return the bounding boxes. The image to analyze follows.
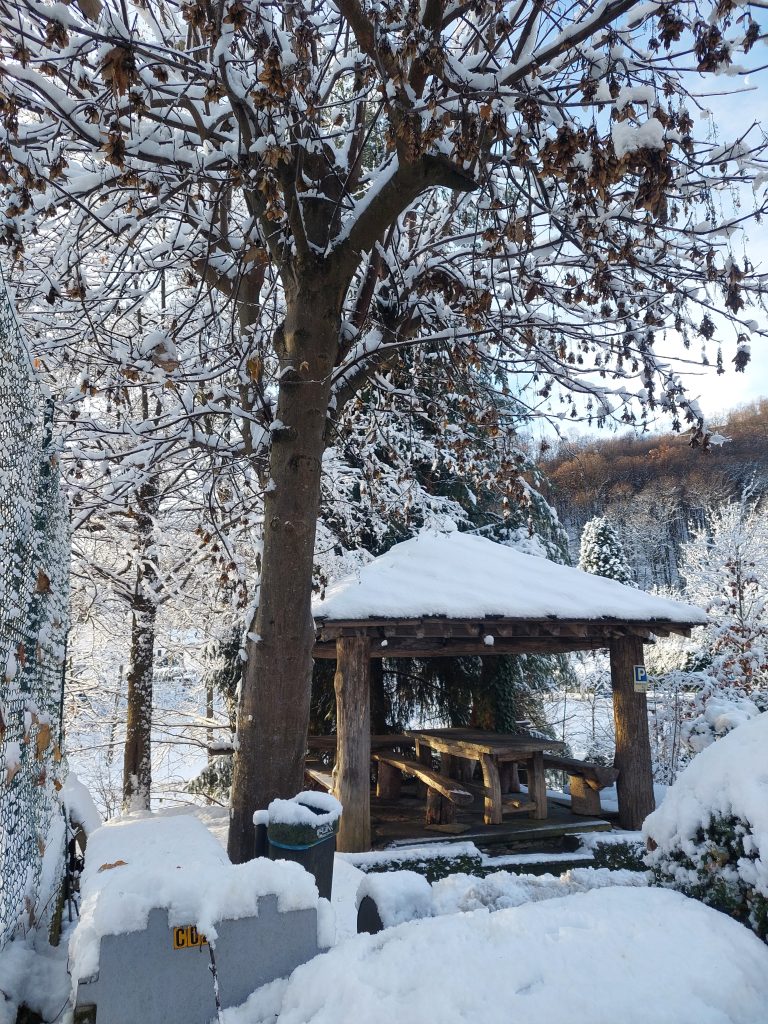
[569,776,602,816]
[527,751,547,820]
[376,761,401,800]
[415,739,431,797]
[334,636,371,852]
[442,752,458,779]
[426,789,456,826]
[609,636,655,830]
[480,753,502,825]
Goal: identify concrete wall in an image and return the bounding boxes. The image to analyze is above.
[74,895,324,1023]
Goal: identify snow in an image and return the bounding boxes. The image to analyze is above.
[355,864,647,927]
[683,694,761,754]
[0,935,71,1024]
[266,791,342,828]
[69,814,321,984]
[356,871,433,927]
[612,117,666,159]
[340,842,480,871]
[222,888,768,1024]
[312,531,707,625]
[61,771,103,835]
[643,711,768,891]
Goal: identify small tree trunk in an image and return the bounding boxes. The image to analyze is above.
[122,479,159,812]
[609,637,655,829]
[228,284,339,863]
[123,595,157,810]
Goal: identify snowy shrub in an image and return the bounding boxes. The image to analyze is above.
[359,851,484,883]
[644,712,768,941]
[590,839,646,873]
[681,686,761,754]
[345,844,484,882]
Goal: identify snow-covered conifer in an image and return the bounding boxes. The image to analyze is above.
[579,517,635,587]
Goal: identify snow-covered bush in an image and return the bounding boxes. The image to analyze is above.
[343,843,484,883]
[681,687,761,754]
[644,712,768,941]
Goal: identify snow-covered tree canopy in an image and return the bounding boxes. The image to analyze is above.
[1,0,766,445]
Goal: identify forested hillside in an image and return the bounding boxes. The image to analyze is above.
[542,401,768,587]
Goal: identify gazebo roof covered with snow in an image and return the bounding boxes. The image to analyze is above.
[310,531,707,851]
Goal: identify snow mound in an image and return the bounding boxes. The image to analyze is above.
[70,814,320,983]
[644,712,768,937]
[643,711,768,878]
[224,888,768,1024]
[356,871,433,927]
[312,531,706,625]
[60,772,102,836]
[355,864,645,927]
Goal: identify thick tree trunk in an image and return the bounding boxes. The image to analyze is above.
[122,480,159,811]
[609,637,655,829]
[228,279,340,863]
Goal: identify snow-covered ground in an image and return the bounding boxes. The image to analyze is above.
[223,887,768,1024]
[8,802,768,1023]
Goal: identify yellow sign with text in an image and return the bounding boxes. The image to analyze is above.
[172,925,208,950]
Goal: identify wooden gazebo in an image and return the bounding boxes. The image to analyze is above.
[311,531,707,852]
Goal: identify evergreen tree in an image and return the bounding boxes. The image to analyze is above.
[579,517,636,587]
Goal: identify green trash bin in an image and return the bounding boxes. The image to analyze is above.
[263,792,342,900]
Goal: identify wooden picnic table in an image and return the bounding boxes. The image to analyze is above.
[407,728,566,825]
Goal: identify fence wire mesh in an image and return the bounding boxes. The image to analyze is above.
[0,270,69,951]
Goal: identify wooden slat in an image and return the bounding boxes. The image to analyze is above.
[314,615,705,646]
[542,754,618,790]
[371,754,473,805]
[408,729,565,759]
[304,767,335,793]
[307,734,412,752]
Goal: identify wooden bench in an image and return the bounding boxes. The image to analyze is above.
[542,754,619,816]
[371,753,473,826]
[304,766,335,794]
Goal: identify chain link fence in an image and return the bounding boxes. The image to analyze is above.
[0,270,70,951]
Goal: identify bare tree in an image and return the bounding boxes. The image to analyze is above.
[2,0,768,859]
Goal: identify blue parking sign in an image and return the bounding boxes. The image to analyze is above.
[633,665,649,692]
